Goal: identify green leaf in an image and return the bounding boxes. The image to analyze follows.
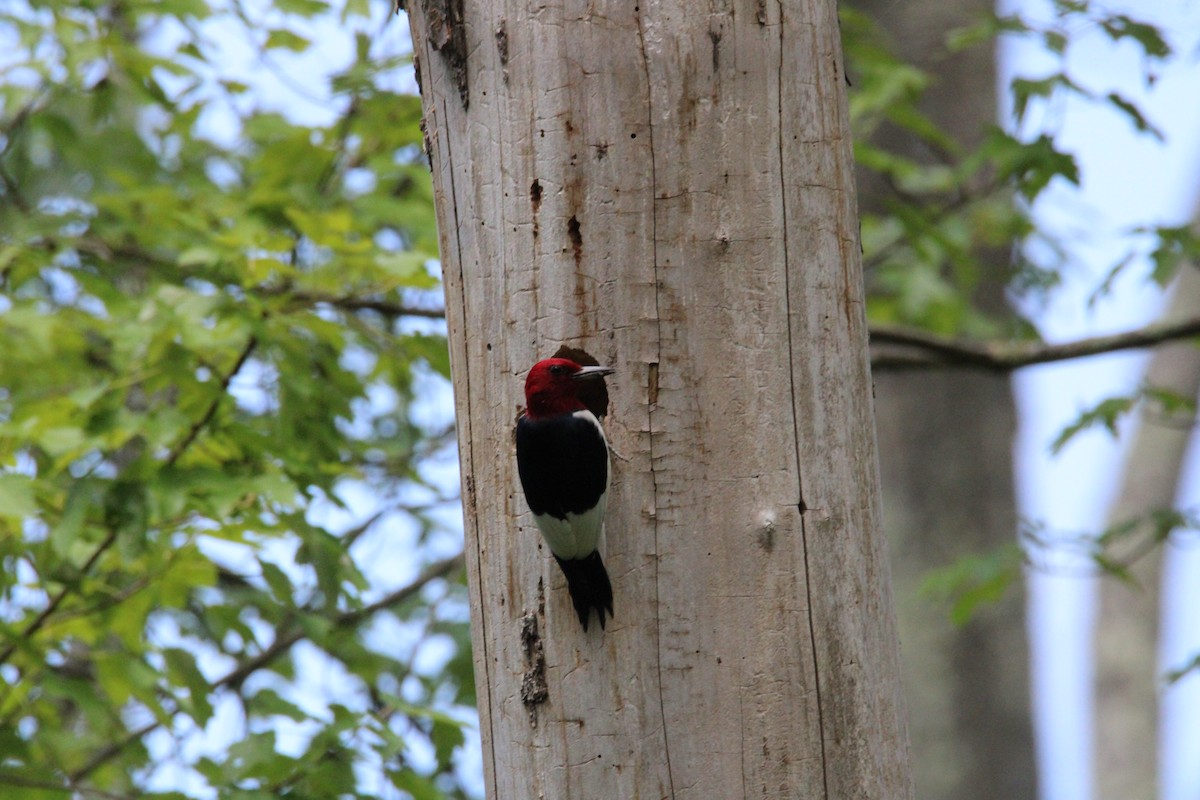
[95,651,160,708]
[1105,92,1164,140]
[178,246,223,268]
[164,647,216,725]
[1093,553,1137,587]
[945,14,1029,53]
[342,0,371,20]
[390,768,445,800]
[246,687,308,722]
[1050,395,1136,454]
[920,544,1024,626]
[50,481,99,558]
[1143,386,1197,420]
[264,29,311,52]
[1100,14,1171,60]
[258,559,295,603]
[276,0,328,16]
[1010,73,1089,124]
[407,333,452,379]
[0,474,38,519]
[1145,225,1200,286]
[1165,652,1200,684]
[430,710,467,768]
[378,251,439,288]
[984,130,1079,201]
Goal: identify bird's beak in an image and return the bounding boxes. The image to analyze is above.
[573,365,614,380]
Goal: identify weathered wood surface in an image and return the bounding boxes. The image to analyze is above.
[408,0,912,796]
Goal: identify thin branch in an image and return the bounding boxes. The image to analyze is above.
[315,95,361,197]
[0,165,31,214]
[39,237,448,321]
[0,90,52,216]
[164,335,258,467]
[311,294,1200,370]
[66,553,465,784]
[68,719,159,783]
[0,773,133,799]
[0,529,118,666]
[215,552,464,690]
[0,337,258,668]
[870,315,1200,371]
[285,290,446,319]
[340,509,387,551]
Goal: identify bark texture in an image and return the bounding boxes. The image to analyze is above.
[1095,262,1200,800]
[844,0,1037,797]
[408,0,912,797]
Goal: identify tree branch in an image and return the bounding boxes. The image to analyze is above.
[223,298,1200,370]
[165,335,258,467]
[0,337,259,668]
[284,290,447,319]
[68,719,159,784]
[0,529,118,666]
[216,552,464,690]
[66,553,465,784]
[870,315,1200,371]
[0,772,133,800]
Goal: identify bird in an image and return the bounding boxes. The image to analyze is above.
[515,357,615,631]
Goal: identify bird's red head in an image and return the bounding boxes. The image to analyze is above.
[524,358,613,419]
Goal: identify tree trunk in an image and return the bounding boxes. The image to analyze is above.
[844,1,1037,797]
[407,0,913,797]
[1095,260,1200,800]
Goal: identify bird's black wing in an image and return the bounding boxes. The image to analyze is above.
[514,411,608,520]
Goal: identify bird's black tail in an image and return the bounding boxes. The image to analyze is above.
[554,551,613,632]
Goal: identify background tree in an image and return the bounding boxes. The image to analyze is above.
[1094,234,1200,800]
[841,3,1035,797]
[846,3,1198,798]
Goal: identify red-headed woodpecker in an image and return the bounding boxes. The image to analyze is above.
[515,358,614,631]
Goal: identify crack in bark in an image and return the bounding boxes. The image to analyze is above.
[775,0,831,795]
[634,7,677,797]
[431,88,500,781]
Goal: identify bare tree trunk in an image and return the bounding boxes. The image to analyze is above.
[1095,260,1200,800]
[845,0,1038,796]
[408,0,912,797]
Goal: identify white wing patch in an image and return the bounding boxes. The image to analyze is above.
[532,409,610,560]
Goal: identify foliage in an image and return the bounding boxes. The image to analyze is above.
[1050,384,1196,454]
[919,543,1025,627]
[845,1,1200,621]
[845,1,1197,337]
[0,0,476,797]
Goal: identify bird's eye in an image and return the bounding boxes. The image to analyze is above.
[548,365,564,375]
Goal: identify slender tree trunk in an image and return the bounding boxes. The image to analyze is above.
[844,1,1037,796]
[408,0,913,797]
[1095,259,1200,800]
